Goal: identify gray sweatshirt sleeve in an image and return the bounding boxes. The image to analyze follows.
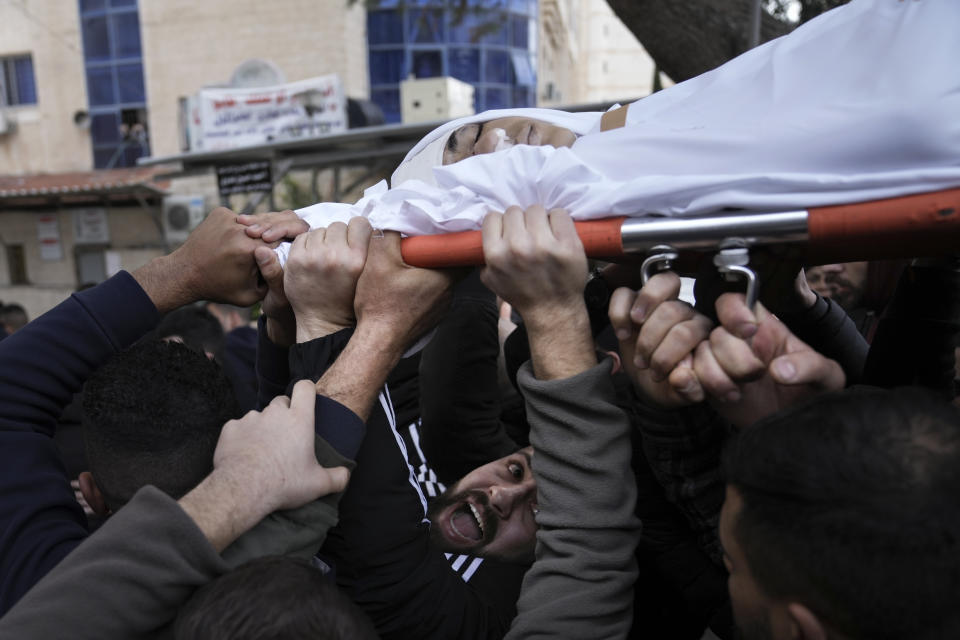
[506,358,642,640]
[0,485,229,640]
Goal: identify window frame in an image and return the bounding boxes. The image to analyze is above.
[0,54,38,108]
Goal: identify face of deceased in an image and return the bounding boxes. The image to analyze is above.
[427,446,538,564]
[442,117,577,165]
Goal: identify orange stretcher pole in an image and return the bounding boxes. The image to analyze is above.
[399,187,960,268]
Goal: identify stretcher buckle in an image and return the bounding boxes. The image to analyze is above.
[713,240,759,309]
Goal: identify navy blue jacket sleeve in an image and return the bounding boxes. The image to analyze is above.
[288,329,367,460]
[0,271,159,615]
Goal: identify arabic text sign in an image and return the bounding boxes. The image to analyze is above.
[217,161,273,196]
[198,75,347,151]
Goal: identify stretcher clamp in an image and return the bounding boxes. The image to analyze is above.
[713,239,759,310]
[640,245,679,285]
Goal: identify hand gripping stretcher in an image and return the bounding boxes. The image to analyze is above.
[400,187,960,308]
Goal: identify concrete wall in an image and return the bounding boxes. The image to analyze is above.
[139,0,369,157]
[538,0,658,107]
[0,205,164,319]
[577,0,656,103]
[0,0,93,174]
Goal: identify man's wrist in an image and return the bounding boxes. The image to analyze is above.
[524,302,597,381]
[352,320,407,364]
[178,465,273,552]
[131,254,198,314]
[518,299,590,336]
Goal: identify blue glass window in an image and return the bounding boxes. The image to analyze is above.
[510,50,534,86]
[480,12,509,45]
[82,16,111,61]
[370,49,406,85]
[79,0,148,168]
[15,59,36,104]
[448,48,480,83]
[90,112,120,143]
[484,87,509,110]
[484,49,511,83]
[86,67,115,105]
[368,10,403,45]
[367,4,536,122]
[409,9,444,43]
[113,12,142,57]
[512,85,533,107]
[93,147,117,169]
[448,11,485,44]
[0,55,38,106]
[371,88,401,122]
[117,63,145,102]
[412,50,443,78]
[510,14,528,49]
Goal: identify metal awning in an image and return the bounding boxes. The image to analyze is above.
[0,167,168,209]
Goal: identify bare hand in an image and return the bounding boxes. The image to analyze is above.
[213,379,350,514]
[169,207,271,306]
[354,231,456,355]
[479,206,588,331]
[253,246,296,347]
[684,293,845,428]
[284,217,373,342]
[237,210,310,244]
[608,272,713,408]
[480,206,595,380]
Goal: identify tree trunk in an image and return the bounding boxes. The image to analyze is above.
[605,0,793,82]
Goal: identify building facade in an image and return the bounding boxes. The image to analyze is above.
[0,0,657,318]
[539,0,662,107]
[367,1,538,123]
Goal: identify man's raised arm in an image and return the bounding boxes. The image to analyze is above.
[478,205,642,639]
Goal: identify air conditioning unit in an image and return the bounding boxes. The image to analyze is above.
[400,76,474,124]
[162,195,206,245]
[0,110,13,136]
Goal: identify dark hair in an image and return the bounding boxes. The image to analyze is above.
[723,387,960,640]
[82,339,238,510]
[174,556,378,640]
[0,303,28,331]
[155,305,225,361]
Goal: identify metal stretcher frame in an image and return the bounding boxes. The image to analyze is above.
[400,187,960,269]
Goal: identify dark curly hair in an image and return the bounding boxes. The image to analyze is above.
[83,338,238,509]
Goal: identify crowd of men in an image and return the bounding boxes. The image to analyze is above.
[0,199,956,640]
[2,0,959,636]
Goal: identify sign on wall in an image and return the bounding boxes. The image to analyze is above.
[216,161,273,196]
[72,208,110,245]
[36,214,63,261]
[195,75,347,151]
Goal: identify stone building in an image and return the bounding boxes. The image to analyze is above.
[0,0,656,318]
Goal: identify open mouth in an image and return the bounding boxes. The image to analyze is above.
[449,502,485,542]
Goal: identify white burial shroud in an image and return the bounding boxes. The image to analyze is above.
[278,0,960,265]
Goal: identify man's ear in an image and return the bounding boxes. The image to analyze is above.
[786,602,827,640]
[78,471,110,517]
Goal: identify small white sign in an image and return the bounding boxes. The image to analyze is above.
[196,75,347,151]
[73,208,110,245]
[105,250,122,277]
[36,214,63,261]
